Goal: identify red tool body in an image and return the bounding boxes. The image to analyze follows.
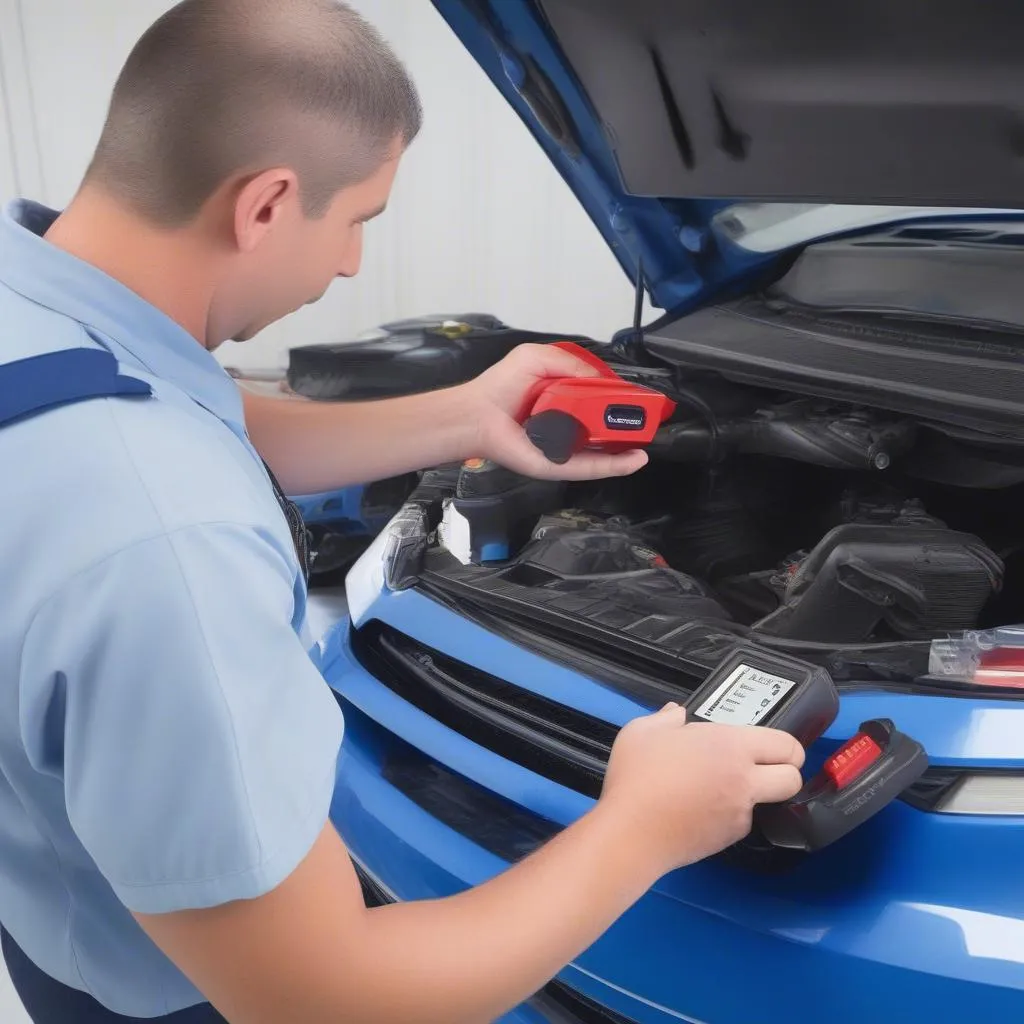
[522,342,676,464]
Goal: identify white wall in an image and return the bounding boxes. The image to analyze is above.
[0,0,637,371]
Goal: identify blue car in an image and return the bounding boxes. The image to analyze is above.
[319,2,1024,1021]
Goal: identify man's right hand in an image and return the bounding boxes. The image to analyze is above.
[599,703,806,876]
[133,707,807,1024]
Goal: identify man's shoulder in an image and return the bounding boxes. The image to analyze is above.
[97,383,284,535]
[0,278,88,358]
[0,366,292,601]
[0,282,297,592]
[7,377,269,510]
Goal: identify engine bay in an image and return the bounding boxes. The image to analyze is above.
[424,369,1024,663]
[282,285,1024,683]
[520,463,1010,644]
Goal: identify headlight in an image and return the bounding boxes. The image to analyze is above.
[929,626,1024,691]
[345,504,428,625]
[933,774,1024,816]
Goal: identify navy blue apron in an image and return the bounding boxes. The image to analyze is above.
[0,348,310,1024]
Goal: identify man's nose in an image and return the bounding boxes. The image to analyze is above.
[336,228,363,279]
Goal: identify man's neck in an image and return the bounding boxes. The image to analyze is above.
[44,188,219,348]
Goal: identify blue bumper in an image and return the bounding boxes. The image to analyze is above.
[292,485,370,529]
[323,589,1024,1024]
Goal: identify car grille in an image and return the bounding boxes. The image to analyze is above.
[532,985,639,1024]
[383,749,560,862]
[351,621,964,815]
[355,861,395,909]
[351,621,612,799]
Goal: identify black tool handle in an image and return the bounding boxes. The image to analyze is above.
[757,718,928,852]
[525,410,586,464]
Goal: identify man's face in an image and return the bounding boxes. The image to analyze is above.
[227,150,401,342]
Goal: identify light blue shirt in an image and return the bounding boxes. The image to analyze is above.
[0,200,344,1016]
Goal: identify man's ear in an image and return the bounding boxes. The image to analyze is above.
[232,168,300,253]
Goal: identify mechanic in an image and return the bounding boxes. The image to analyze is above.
[0,2,805,1022]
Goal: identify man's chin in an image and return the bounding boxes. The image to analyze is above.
[230,323,265,343]
[230,298,321,341]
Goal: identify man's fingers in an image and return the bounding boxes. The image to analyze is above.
[547,449,649,480]
[487,421,572,477]
[515,342,603,380]
[746,727,806,770]
[492,416,649,481]
[654,703,687,724]
[750,763,805,806]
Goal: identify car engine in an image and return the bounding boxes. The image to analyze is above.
[426,374,1024,651]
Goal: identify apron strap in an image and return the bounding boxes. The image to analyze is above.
[0,348,152,429]
[259,456,314,584]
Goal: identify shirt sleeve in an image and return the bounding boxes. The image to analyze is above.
[19,521,344,915]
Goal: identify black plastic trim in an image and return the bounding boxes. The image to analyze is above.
[419,560,716,688]
[898,767,964,813]
[355,861,395,908]
[645,297,1024,438]
[531,984,638,1024]
[350,622,611,798]
[771,228,1024,335]
[418,565,1024,700]
[382,755,561,862]
[416,575,698,707]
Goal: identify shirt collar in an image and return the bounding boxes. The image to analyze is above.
[0,199,244,431]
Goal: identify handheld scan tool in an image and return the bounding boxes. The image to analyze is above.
[523,342,676,464]
[685,646,928,853]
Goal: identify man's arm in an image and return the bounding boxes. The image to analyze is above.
[242,344,648,495]
[241,382,479,493]
[134,709,804,1024]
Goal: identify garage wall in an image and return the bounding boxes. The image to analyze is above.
[0,0,637,370]
[0,68,14,205]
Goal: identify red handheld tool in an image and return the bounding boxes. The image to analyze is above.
[522,342,676,464]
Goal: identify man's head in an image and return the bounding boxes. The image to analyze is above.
[83,0,421,342]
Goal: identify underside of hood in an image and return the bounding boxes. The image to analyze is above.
[431,0,1024,316]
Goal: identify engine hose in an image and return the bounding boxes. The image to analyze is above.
[669,370,722,467]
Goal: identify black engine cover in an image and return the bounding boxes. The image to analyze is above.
[754,523,1004,643]
[287,314,594,401]
[509,512,732,626]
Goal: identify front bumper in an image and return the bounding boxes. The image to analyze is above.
[323,589,1024,1024]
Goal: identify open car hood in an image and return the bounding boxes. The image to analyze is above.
[431,0,1024,316]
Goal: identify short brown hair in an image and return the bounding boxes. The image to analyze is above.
[86,0,422,225]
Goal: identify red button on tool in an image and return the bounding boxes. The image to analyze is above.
[825,733,883,789]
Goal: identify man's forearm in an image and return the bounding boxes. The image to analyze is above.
[241,385,480,494]
[348,803,661,1024]
[179,809,664,1024]
[135,711,800,1024]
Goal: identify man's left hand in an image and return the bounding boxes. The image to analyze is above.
[459,343,650,481]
